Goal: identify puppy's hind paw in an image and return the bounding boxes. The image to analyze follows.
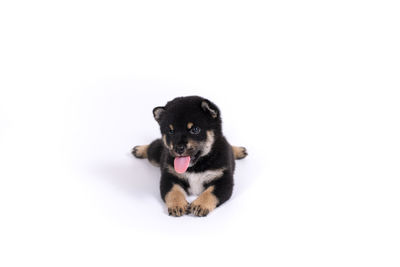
[232,146,248,160]
[132,145,149,159]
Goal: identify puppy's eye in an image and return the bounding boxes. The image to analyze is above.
[189,126,201,135]
[168,129,175,135]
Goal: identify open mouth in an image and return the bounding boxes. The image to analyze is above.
[173,151,201,173]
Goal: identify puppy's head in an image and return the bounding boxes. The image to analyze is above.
[153,96,221,173]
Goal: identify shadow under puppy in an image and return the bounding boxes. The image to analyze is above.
[133,96,247,217]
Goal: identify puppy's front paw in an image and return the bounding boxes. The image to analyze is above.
[132,145,148,159]
[189,203,212,217]
[168,202,189,217]
[189,188,218,217]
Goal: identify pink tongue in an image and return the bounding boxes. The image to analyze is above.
[174,156,191,173]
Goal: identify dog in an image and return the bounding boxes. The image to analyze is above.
[132,96,247,217]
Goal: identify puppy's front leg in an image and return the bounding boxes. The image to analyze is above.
[164,184,189,217]
[189,173,234,217]
[189,186,218,217]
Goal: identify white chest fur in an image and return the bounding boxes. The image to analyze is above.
[185,171,220,195]
[167,167,225,195]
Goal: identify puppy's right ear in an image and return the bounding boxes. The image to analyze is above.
[153,106,165,123]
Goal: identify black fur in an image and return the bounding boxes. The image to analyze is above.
[133,96,246,216]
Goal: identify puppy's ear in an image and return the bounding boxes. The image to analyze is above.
[153,106,165,123]
[201,100,219,119]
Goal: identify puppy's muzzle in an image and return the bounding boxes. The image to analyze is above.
[174,144,186,155]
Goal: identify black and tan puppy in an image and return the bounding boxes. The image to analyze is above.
[132,96,247,217]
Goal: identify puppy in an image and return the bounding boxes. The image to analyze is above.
[132,96,247,217]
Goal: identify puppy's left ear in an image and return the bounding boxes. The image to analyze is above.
[201,100,219,119]
[153,106,165,123]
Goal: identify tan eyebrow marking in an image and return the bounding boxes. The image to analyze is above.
[187,122,193,129]
[169,124,174,130]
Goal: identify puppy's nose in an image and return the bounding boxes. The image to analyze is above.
[174,144,186,155]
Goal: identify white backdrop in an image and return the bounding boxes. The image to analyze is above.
[1,1,399,266]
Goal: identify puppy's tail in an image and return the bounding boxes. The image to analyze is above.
[132,139,163,166]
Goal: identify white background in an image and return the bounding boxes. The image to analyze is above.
[1,1,399,266]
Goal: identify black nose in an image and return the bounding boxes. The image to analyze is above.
[175,144,186,155]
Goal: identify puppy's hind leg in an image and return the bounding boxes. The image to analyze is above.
[232,146,248,160]
[132,139,163,167]
[132,145,149,159]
